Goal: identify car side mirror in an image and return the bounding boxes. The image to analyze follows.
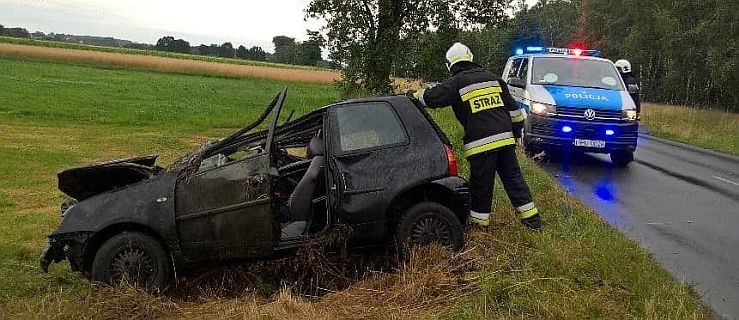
[508,77,527,89]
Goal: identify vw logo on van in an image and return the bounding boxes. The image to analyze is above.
[584,109,596,120]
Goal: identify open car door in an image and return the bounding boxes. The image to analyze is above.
[174,87,287,262]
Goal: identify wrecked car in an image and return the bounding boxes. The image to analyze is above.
[40,87,470,288]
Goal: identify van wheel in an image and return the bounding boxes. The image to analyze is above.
[395,202,463,252]
[610,150,634,166]
[91,231,172,290]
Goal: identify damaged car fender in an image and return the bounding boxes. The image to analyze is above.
[47,172,180,271]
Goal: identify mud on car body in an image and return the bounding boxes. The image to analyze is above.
[40,88,470,288]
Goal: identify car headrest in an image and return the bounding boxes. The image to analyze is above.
[307,137,324,158]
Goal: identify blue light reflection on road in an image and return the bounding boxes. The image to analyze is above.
[552,153,629,227]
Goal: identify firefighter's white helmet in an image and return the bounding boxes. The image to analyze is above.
[615,59,632,73]
[446,42,474,70]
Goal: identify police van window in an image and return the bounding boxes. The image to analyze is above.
[507,58,523,79]
[334,102,407,153]
[531,57,625,91]
[518,58,529,81]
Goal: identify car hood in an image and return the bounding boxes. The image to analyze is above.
[530,85,631,110]
[58,154,161,200]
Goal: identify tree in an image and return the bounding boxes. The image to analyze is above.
[236,45,249,59]
[197,44,211,56]
[273,36,298,64]
[169,39,191,53]
[247,46,268,61]
[155,36,175,51]
[3,27,30,38]
[307,0,513,94]
[218,42,234,58]
[296,30,324,66]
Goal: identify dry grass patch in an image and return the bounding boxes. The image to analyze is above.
[641,103,738,155]
[0,44,340,84]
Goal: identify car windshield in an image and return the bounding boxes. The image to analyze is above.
[531,57,625,91]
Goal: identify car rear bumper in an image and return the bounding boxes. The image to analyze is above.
[525,114,638,153]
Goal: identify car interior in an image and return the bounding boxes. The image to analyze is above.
[193,107,329,241]
[272,111,328,240]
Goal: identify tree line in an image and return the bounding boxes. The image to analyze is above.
[0,23,329,68]
[152,32,326,67]
[308,0,738,109]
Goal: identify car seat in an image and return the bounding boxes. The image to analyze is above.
[282,136,325,239]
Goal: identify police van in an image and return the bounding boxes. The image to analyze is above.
[502,47,639,166]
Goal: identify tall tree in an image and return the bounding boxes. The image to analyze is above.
[155,36,175,51]
[307,0,513,94]
[218,42,234,58]
[297,30,324,66]
[236,45,249,59]
[273,36,298,64]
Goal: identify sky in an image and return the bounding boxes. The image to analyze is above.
[0,0,538,53]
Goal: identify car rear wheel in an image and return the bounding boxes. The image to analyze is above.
[91,231,172,290]
[610,150,634,166]
[395,202,463,252]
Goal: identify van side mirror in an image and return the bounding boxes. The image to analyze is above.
[508,78,526,89]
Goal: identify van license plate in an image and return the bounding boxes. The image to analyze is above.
[574,139,605,148]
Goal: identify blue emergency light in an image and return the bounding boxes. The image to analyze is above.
[562,125,573,133]
[605,129,615,136]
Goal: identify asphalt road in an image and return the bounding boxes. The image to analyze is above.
[538,133,739,319]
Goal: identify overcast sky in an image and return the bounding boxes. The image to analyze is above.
[0,0,538,52]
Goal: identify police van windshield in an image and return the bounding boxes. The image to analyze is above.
[531,57,625,91]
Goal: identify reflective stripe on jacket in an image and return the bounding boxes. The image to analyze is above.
[415,62,524,157]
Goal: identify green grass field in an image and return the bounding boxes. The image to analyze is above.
[0,56,707,319]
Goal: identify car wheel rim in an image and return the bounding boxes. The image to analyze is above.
[110,246,156,286]
[409,215,452,248]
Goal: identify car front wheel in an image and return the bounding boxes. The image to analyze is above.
[395,202,463,252]
[91,231,172,290]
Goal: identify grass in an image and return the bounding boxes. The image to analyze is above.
[640,103,739,156]
[0,42,340,84]
[0,56,708,319]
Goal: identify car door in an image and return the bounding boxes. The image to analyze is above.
[506,57,527,103]
[326,101,410,239]
[174,88,287,262]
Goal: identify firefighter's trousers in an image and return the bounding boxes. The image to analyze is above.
[468,145,538,220]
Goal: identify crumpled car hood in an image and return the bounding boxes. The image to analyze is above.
[58,154,161,200]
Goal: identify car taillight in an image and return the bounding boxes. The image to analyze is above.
[445,145,458,176]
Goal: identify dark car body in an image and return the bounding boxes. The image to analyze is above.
[40,88,470,284]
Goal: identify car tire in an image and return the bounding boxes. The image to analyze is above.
[395,202,464,252]
[610,150,634,166]
[91,231,172,290]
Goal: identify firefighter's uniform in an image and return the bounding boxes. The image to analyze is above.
[412,43,541,229]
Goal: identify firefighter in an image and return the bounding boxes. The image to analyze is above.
[408,42,542,230]
[615,59,640,116]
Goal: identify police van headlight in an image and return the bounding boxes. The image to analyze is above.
[530,102,557,116]
[622,109,638,121]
